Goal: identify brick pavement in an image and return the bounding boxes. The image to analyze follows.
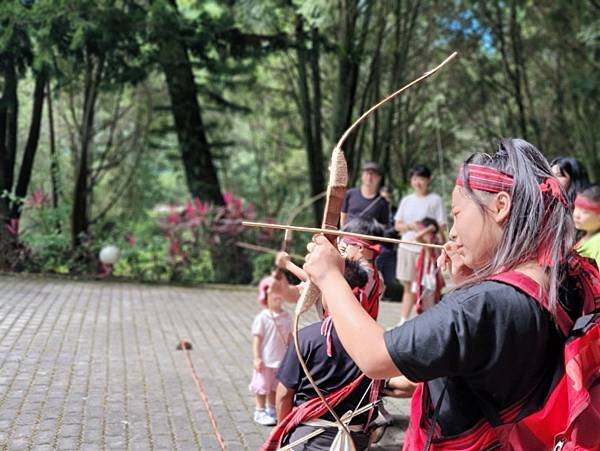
[0,275,409,450]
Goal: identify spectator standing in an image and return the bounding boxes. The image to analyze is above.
[340,162,389,228]
[550,156,590,203]
[394,164,446,325]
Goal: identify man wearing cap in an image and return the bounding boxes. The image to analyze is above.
[340,162,390,228]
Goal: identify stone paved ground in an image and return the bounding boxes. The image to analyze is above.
[0,275,409,450]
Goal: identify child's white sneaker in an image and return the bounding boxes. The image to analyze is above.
[266,407,277,423]
[254,409,276,426]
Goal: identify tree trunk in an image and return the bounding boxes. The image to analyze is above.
[11,68,47,219]
[155,0,224,206]
[295,16,326,226]
[380,0,406,181]
[330,0,361,155]
[0,54,19,268]
[72,54,103,249]
[309,25,325,224]
[0,54,18,200]
[47,78,61,213]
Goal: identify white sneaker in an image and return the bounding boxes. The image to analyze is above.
[254,410,276,426]
[266,408,277,423]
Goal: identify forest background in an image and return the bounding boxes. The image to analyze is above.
[0,0,598,285]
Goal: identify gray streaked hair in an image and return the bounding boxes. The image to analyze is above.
[458,138,575,315]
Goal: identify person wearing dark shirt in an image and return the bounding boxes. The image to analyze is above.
[302,139,587,449]
[264,260,380,450]
[340,162,389,227]
[275,324,377,449]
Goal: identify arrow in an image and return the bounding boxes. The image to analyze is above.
[241,220,443,250]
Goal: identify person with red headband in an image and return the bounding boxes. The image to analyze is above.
[301,138,600,450]
[274,217,384,320]
[262,260,382,451]
[336,217,385,320]
[574,183,600,268]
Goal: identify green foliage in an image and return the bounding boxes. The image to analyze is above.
[19,202,71,273]
[112,236,215,284]
[1,0,598,284]
[251,253,275,285]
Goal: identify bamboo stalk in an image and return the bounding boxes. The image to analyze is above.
[241,221,444,250]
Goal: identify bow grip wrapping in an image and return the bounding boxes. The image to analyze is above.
[295,148,348,316]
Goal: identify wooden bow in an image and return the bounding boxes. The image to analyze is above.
[292,51,458,446]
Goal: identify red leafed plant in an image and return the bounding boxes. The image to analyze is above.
[159,192,256,283]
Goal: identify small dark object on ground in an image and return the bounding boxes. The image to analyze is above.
[176,340,193,350]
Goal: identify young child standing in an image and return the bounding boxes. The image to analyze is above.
[412,217,445,314]
[573,183,600,268]
[249,275,293,426]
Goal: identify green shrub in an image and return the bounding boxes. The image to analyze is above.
[251,253,275,284]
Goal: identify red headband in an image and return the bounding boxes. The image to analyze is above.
[456,163,568,267]
[338,236,381,257]
[456,163,567,206]
[575,195,600,213]
[455,164,514,193]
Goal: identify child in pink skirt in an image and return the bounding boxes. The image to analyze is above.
[249,275,293,426]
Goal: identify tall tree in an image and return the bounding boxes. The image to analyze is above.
[0,2,48,268]
[294,15,325,224]
[149,0,225,206]
[330,0,374,173]
[45,0,147,250]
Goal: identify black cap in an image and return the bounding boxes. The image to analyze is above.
[361,161,382,175]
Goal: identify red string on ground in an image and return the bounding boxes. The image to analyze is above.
[180,340,228,450]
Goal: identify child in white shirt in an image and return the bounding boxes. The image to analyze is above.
[249,275,293,426]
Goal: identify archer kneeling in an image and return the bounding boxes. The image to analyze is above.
[261,259,382,451]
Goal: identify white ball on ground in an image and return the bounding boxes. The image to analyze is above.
[99,245,121,265]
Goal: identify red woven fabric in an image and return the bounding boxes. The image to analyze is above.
[455,163,514,193]
[539,177,568,207]
[402,257,600,450]
[260,375,366,451]
[339,236,382,258]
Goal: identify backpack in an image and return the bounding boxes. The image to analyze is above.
[403,254,600,451]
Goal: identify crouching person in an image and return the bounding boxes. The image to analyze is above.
[261,260,382,451]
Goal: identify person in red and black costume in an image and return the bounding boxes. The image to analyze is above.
[302,138,600,450]
[261,260,381,451]
[337,217,385,321]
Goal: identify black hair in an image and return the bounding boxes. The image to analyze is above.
[579,183,600,205]
[343,259,368,289]
[419,217,439,234]
[342,217,384,237]
[550,156,590,202]
[409,164,432,179]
